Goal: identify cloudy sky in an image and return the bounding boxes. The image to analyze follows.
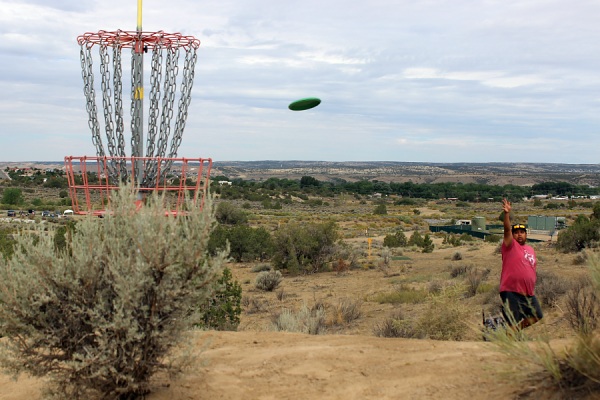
[1,0,599,163]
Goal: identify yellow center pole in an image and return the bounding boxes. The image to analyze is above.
[137,0,143,32]
[133,0,144,184]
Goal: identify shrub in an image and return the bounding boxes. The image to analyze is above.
[330,298,363,325]
[537,271,570,308]
[251,263,272,272]
[373,313,418,338]
[52,219,77,254]
[428,280,443,295]
[416,287,469,340]
[573,252,588,265]
[450,264,472,278]
[373,203,387,215]
[198,267,242,331]
[242,296,268,314]
[371,285,428,304]
[208,224,273,262]
[565,278,599,335]
[255,270,283,291]
[459,233,474,242]
[1,187,23,205]
[556,215,600,252]
[452,251,463,261]
[383,230,408,248]
[408,231,424,247]
[271,303,326,334]
[0,226,16,260]
[464,267,491,298]
[421,234,434,253]
[215,201,248,225]
[443,234,462,247]
[484,234,501,243]
[0,186,226,399]
[271,221,339,274]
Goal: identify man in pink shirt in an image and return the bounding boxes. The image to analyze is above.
[500,198,543,329]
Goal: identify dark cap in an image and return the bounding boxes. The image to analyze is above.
[512,224,527,232]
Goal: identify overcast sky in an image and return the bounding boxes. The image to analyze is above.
[1,0,599,163]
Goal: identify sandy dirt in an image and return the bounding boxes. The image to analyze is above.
[1,330,520,400]
[0,238,592,400]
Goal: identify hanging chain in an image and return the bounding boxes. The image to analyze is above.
[155,46,179,160]
[142,39,165,186]
[161,45,197,180]
[77,31,200,187]
[80,44,105,158]
[99,43,120,181]
[112,41,129,181]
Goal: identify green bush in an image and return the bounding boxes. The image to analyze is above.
[0,186,227,399]
[484,234,501,243]
[0,226,16,260]
[556,215,600,252]
[199,267,242,331]
[1,187,23,205]
[373,203,387,215]
[271,221,339,274]
[421,234,434,253]
[383,230,408,248]
[215,201,248,225]
[208,224,273,262]
[408,231,424,247]
[443,234,463,247]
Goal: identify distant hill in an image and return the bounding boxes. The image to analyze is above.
[210,161,600,187]
[2,161,600,187]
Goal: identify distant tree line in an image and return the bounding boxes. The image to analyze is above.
[212,175,600,202]
[3,168,600,203]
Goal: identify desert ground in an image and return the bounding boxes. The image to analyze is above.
[1,232,595,400]
[1,174,599,399]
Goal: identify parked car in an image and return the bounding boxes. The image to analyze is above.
[41,211,51,217]
[7,210,16,217]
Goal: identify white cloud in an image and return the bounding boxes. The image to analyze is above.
[0,0,599,163]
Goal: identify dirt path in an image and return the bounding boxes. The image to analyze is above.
[1,331,520,400]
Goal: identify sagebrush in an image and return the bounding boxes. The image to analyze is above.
[0,186,227,399]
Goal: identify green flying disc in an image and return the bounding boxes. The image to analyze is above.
[288,97,321,111]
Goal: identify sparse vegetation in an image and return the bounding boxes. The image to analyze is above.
[3,166,600,398]
[255,270,283,291]
[491,253,600,398]
[370,284,428,304]
[271,303,326,335]
[329,298,363,326]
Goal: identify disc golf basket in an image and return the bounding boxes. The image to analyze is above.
[64,156,212,216]
[68,26,211,215]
